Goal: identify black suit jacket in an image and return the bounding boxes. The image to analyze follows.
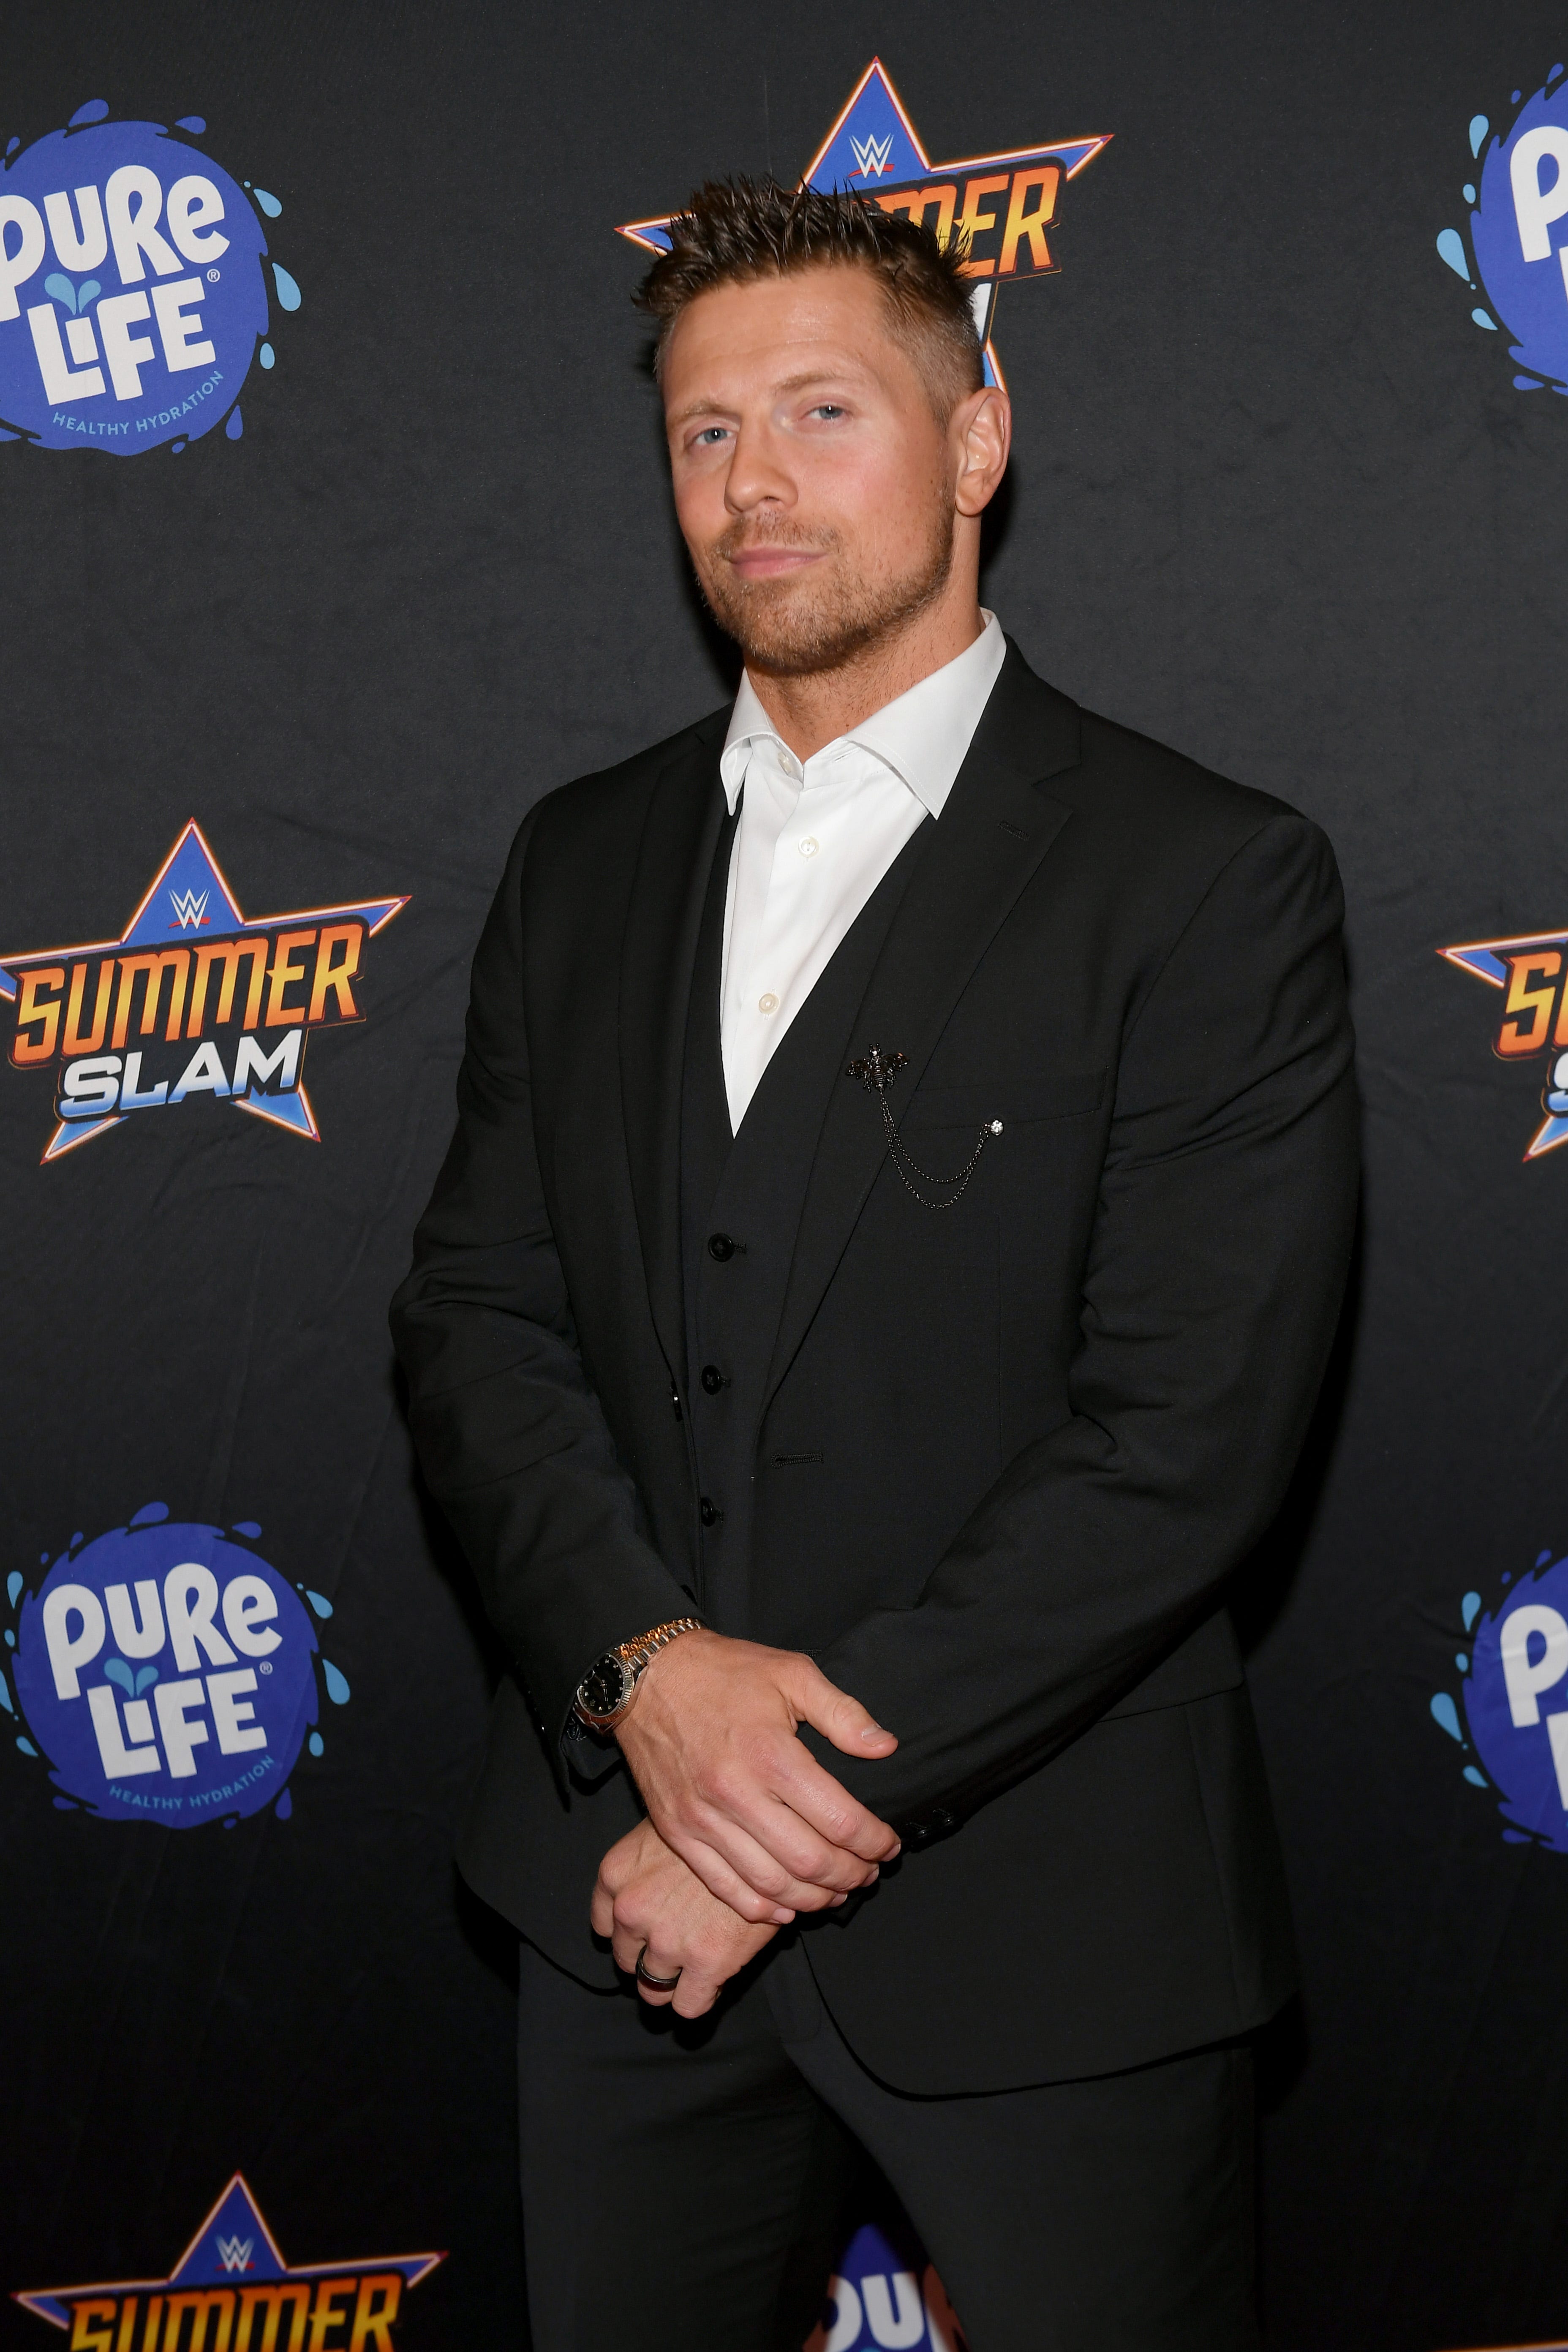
[391,644,1358,2094]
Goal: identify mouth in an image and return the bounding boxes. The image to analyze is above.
[721,543,829,583]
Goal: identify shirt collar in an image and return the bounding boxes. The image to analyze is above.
[719,610,1007,817]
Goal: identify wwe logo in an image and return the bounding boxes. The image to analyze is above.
[167,886,210,929]
[215,2235,254,2273]
[849,131,894,178]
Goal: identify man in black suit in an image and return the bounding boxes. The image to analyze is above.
[392,178,1357,2352]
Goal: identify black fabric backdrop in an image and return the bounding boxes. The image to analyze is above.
[4,3,1566,2345]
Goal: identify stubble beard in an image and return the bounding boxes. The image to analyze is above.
[696,509,955,680]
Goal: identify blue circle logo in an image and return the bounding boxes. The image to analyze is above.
[11,1508,320,1824]
[0,102,293,453]
[1457,1555,1568,1850]
[1436,64,1568,396]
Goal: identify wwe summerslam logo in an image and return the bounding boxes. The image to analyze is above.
[0,822,406,1162]
[13,2174,443,2347]
[618,57,1112,389]
[1442,923,1568,1160]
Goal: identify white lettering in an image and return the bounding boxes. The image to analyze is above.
[861,2273,925,2349]
[823,2280,863,2352]
[151,276,215,373]
[96,291,155,399]
[207,1668,266,1756]
[154,1677,210,1777]
[26,302,106,402]
[60,1054,122,1116]
[119,1050,169,1110]
[1501,1603,1568,1726]
[105,1579,165,1659]
[44,185,108,272]
[87,1685,162,1777]
[0,193,45,321]
[163,1563,238,1674]
[222,1575,281,1658]
[1513,125,1568,261]
[169,1040,230,1102]
[166,175,229,262]
[104,164,180,283]
[42,1582,106,1700]
[1548,1712,1568,1810]
[234,1029,302,1094]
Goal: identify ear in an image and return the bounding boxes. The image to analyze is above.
[951,384,1011,518]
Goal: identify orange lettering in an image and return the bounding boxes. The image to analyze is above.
[13,966,64,1064]
[68,2304,116,2352]
[307,925,362,1024]
[111,950,190,1051]
[266,930,317,1028]
[1499,951,1561,1056]
[305,2279,353,2351]
[64,959,115,1055]
[956,174,1011,275]
[347,2276,401,2352]
[188,939,268,1033]
[235,2285,310,2352]
[999,165,1059,275]
[161,2289,234,2352]
[876,182,957,245]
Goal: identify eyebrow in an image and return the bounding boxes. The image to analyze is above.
[667,365,872,427]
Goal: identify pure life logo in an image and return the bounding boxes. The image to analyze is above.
[1437,64,1568,395]
[0,100,295,453]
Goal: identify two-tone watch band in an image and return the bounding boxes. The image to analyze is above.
[571,1616,705,1732]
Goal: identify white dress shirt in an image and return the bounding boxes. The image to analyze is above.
[717,611,1007,1130]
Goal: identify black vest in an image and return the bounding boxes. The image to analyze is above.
[679,798,930,1635]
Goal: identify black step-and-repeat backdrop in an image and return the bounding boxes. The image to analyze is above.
[6,3,1568,2345]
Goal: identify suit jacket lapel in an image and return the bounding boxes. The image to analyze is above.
[618,713,729,1385]
[764,647,1081,1407]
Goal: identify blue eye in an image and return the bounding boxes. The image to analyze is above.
[694,426,729,446]
[811,404,845,420]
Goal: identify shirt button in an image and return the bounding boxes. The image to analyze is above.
[699,1496,722,1527]
[700,1364,725,1394]
[798,836,820,858]
[707,1232,737,1262]
[758,992,779,1014]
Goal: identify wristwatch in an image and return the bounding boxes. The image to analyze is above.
[571,1617,704,1733]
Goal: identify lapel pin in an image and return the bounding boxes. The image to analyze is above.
[845,1045,1001,1212]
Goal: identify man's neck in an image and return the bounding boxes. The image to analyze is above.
[743,597,987,764]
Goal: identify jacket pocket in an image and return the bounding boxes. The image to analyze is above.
[903,1069,1107,1130]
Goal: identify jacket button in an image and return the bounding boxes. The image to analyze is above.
[707,1233,737,1262]
[699,1496,721,1527]
[700,1364,725,1394]
[906,1822,931,1848]
[929,1807,955,1833]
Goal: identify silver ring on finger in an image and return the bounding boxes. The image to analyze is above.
[635,1945,682,1990]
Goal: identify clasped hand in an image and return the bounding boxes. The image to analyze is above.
[592,1631,899,2014]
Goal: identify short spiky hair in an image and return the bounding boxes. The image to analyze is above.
[635,177,984,419]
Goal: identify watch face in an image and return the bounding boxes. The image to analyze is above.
[578,1653,629,1720]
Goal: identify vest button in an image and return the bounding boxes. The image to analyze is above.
[707,1232,737,1262]
[699,1496,721,1527]
[700,1364,725,1394]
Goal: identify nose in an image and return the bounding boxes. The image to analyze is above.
[724,418,795,518]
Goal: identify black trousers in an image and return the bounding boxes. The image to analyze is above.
[517,1933,1260,2352]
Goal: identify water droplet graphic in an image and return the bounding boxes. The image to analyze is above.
[272,263,302,311]
[170,438,186,454]
[7,1571,22,1607]
[70,1533,83,1550]
[134,1666,158,1695]
[1513,91,1523,104]
[16,1737,36,1756]
[0,1672,12,1716]
[251,187,283,218]
[305,1590,333,1620]
[233,1522,262,1539]
[1503,1827,1531,1844]
[259,342,275,368]
[1463,183,1476,205]
[78,280,100,308]
[308,1731,324,1757]
[1431,1692,1464,1743]
[103,1659,133,1696]
[1437,229,1471,281]
[1538,1550,1553,1568]
[1463,1765,1488,1787]
[1456,1652,1470,1674]
[1473,307,1498,330]
[1553,65,1567,85]
[1515,375,1545,389]
[323,1661,351,1705]
[68,100,110,128]
[176,115,207,133]
[130,1502,169,1527]
[1503,1572,1514,1585]
[52,1796,77,1810]
[5,139,18,158]
[1462,1591,1482,1631]
[38,1552,49,1566]
[225,408,243,440]
[1470,114,1490,157]
[44,274,77,313]
[5,1631,14,1647]
[223,1815,238,1829]
[275,1788,293,1819]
